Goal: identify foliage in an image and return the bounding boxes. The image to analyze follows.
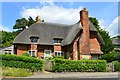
[112,35,120,39]
[52,59,107,72]
[112,61,120,72]
[28,16,36,27]
[53,56,64,59]
[115,54,120,62]
[1,54,44,72]
[13,16,44,32]
[89,17,115,54]
[2,67,33,77]
[101,51,120,62]
[22,52,30,57]
[13,18,28,31]
[0,31,16,48]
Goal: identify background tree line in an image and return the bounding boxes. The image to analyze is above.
[1,16,43,48]
[1,16,118,54]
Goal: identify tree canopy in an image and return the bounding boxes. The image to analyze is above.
[13,18,28,31]
[89,17,115,54]
[1,16,44,48]
[0,31,16,48]
[13,16,44,33]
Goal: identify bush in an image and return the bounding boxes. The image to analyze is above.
[52,59,107,72]
[1,54,44,72]
[22,52,30,57]
[101,51,120,62]
[53,56,64,59]
[115,54,120,62]
[112,61,120,72]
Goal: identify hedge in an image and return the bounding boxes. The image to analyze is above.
[1,54,44,71]
[52,59,107,72]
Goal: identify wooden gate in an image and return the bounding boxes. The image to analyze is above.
[44,59,52,71]
[107,63,114,72]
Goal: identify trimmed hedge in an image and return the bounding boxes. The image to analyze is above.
[1,54,44,71]
[52,59,107,72]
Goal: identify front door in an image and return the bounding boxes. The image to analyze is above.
[44,50,51,59]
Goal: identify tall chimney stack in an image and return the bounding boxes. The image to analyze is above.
[79,8,90,56]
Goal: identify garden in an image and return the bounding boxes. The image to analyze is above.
[0,50,120,77]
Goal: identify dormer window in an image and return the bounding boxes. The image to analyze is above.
[53,38,63,44]
[30,36,39,43]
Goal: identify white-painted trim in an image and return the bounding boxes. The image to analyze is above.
[44,50,52,58]
[54,51,64,56]
[28,50,37,57]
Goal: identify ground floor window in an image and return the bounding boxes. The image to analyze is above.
[91,54,98,60]
[44,50,52,58]
[28,50,37,57]
[4,50,11,54]
[54,51,64,56]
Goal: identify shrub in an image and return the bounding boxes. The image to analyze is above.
[22,52,30,57]
[112,61,120,72]
[1,54,44,72]
[52,59,107,72]
[101,51,120,62]
[115,54,120,62]
[53,56,64,59]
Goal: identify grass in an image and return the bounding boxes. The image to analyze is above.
[2,67,33,77]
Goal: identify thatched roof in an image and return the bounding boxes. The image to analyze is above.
[14,21,104,46]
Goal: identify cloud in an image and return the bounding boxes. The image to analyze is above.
[21,3,82,25]
[0,24,10,31]
[98,19,106,29]
[107,16,119,37]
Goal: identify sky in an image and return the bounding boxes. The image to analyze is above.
[1,1,120,37]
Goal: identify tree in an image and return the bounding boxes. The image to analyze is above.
[0,31,16,48]
[89,17,115,54]
[13,18,28,31]
[28,16,36,27]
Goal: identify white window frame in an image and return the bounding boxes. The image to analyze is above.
[28,50,37,57]
[54,51,64,56]
[44,50,52,58]
[53,39,63,44]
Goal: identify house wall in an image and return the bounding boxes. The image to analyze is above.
[37,45,54,58]
[90,32,101,51]
[54,44,61,51]
[16,44,29,56]
[15,31,102,60]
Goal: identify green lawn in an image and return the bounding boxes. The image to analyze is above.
[1,67,33,77]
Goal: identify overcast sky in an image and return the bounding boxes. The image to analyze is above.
[1,1,119,37]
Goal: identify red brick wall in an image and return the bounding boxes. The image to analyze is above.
[54,44,61,51]
[30,44,37,50]
[16,44,29,56]
[90,32,100,51]
[37,45,54,58]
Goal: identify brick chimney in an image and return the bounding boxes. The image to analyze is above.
[79,8,90,55]
[36,16,41,22]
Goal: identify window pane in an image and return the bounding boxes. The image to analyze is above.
[58,52,60,56]
[54,39,62,44]
[61,53,63,56]
[32,51,35,57]
[55,52,57,56]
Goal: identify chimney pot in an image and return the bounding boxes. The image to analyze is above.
[36,16,41,22]
[83,8,87,11]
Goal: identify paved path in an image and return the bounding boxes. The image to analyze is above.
[27,72,119,78]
